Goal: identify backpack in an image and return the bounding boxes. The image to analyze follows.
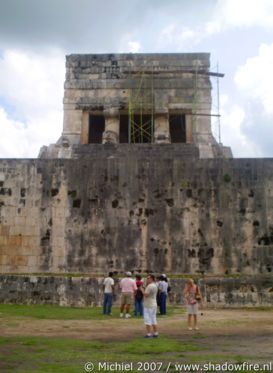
[135,288,143,301]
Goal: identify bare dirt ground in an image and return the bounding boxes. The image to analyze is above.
[1,309,273,362]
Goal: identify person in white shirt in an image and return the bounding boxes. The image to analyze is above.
[103,272,114,315]
[142,274,159,338]
[158,274,168,315]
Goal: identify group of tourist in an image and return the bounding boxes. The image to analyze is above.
[102,272,202,338]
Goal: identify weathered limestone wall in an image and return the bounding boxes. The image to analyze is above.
[39,53,230,158]
[1,275,272,307]
[1,148,273,277]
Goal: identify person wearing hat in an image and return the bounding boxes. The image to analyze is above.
[119,271,137,318]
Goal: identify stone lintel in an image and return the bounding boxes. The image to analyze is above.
[103,107,120,118]
[168,103,192,111]
[155,108,169,116]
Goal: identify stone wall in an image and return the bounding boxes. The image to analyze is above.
[1,274,272,307]
[40,53,231,158]
[63,53,212,146]
[1,148,273,277]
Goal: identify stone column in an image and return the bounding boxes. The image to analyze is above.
[80,111,89,144]
[62,106,83,145]
[102,108,120,144]
[185,114,193,144]
[58,106,83,157]
[154,110,170,144]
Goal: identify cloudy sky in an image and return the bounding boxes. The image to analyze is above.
[0,0,273,158]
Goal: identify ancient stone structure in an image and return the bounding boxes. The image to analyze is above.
[1,275,273,307]
[1,156,273,278]
[1,54,273,306]
[40,53,232,159]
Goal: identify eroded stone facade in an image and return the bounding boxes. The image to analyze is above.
[1,155,273,276]
[40,53,231,159]
[1,275,273,307]
[2,54,273,307]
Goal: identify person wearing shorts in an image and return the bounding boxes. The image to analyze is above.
[120,271,137,318]
[183,278,202,330]
[143,274,159,338]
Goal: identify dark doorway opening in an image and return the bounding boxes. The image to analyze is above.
[89,114,105,143]
[120,115,129,143]
[120,114,153,143]
[169,114,186,143]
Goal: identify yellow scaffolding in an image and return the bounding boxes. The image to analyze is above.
[126,64,223,144]
[128,68,154,143]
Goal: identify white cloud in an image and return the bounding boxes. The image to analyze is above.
[216,41,273,158]
[158,25,200,48]
[0,48,64,119]
[216,0,273,29]
[0,105,62,158]
[0,49,64,157]
[234,43,273,115]
[127,41,141,53]
[157,0,273,52]
[117,35,143,53]
[220,98,262,157]
[155,24,204,52]
[206,0,273,38]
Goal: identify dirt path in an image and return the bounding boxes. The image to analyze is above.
[1,309,273,360]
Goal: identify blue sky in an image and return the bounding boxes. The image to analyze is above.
[0,0,273,157]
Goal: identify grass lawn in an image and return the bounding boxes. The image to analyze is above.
[0,303,182,320]
[0,335,202,373]
[0,304,272,373]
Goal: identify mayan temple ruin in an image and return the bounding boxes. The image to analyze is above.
[40,53,231,159]
[0,54,273,306]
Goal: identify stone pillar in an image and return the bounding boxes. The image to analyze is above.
[80,111,89,144]
[154,110,170,144]
[62,106,83,144]
[57,106,83,158]
[102,108,119,144]
[185,114,193,144]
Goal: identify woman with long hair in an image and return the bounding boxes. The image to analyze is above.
[183,278,202,330]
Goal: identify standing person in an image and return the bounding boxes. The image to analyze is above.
[143,274,159,338]
[162,274,171,294]
[183,278,202,330]
[120,271,137,318]
[102,272,115,315]
[134,274,144,317]
[158,275,168,315]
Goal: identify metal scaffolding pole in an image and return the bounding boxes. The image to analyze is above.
[128,68,154,143]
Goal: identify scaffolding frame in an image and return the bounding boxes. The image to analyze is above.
[126,65,224,144]
[128,68,155,143]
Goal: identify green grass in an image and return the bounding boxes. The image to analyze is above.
[114,336,200,355]
[0,304,185,320]
[0,336,105,373]
[0,335,201,373]
[0,336,268,373]
[1,304,271,372]
[0,304,105,320]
